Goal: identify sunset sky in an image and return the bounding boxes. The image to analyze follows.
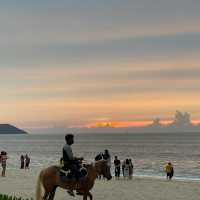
[0,1,200,129]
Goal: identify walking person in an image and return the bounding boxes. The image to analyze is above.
[165,162,174,180]
[114,156,121,180]
[1,151,8,177]
[20,155,25,169]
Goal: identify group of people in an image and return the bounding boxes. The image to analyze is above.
[95,150,111,165]
[0,151,31,177]
[62,134,174,184]
[94,150,111,179]
[114,156,133,179]
[114,157,174,180]
[20,154,31,169]
[0,151,8,177]
[95,152,134,180]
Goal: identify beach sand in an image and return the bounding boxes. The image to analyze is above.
[0,169,200,200]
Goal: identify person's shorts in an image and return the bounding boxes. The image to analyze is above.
[167,172,173,178]
[1,164,6,169]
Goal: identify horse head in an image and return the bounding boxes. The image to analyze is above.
[95,160,112,180]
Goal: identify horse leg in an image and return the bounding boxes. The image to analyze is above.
[87,192,93,200]
[83,192,88,200]
[43,192,49,200]
[47,186,57,200]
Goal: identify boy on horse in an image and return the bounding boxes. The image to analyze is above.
[62,134,83,196]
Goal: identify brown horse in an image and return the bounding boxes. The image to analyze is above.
[36,160,112,200]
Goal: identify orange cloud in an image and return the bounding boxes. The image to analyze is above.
[85,119,200,128]
[85,120,153,128]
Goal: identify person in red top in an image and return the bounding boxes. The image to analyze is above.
[1,151,8,177]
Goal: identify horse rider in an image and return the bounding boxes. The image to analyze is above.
[63,134,83,196]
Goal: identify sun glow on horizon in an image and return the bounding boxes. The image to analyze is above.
[85,120,158,128]
[84,119,200,128]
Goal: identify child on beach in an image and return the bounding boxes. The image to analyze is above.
[1,151,8,177]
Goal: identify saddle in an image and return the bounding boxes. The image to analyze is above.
[60,166,87,181]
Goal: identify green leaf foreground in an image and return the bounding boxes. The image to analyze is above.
[0,194,33,200]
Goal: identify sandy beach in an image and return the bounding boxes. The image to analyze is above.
[0,169,200,200]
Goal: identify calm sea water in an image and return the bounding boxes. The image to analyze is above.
[0,132,200,180]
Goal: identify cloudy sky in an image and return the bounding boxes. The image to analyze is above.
[0,0,200,129]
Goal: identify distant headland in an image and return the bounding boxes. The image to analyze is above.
[0,124,27,134]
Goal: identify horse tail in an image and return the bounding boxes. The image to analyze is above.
[36,170,43,200]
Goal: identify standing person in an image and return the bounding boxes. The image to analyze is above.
[102,149,111,168]
[20,155,25,169]
[1,151,8,177]
[25,154,30,169]
[63,134,83,196]
[122,160,125,177]
[124,159,130,179]
[114,156,121,179]
[165,162,174,180]
[129,159,133,179]
[95,153,103,179]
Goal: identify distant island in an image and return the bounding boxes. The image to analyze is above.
[0,124,27,134]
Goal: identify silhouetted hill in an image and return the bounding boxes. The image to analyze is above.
[0,124,27,134]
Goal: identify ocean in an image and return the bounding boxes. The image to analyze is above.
[0,132,200,181]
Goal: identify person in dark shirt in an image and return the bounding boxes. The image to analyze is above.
[128,159,133,179]
[25,154,30,169]
[20,155,25,169]
[95,153,103,161]
[114,156,121,179]
[1,151,8,177]
[95,153,103,179]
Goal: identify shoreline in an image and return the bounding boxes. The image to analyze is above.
[131,174,200,182]
[1,169,200,200]
[6,164,200,183]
